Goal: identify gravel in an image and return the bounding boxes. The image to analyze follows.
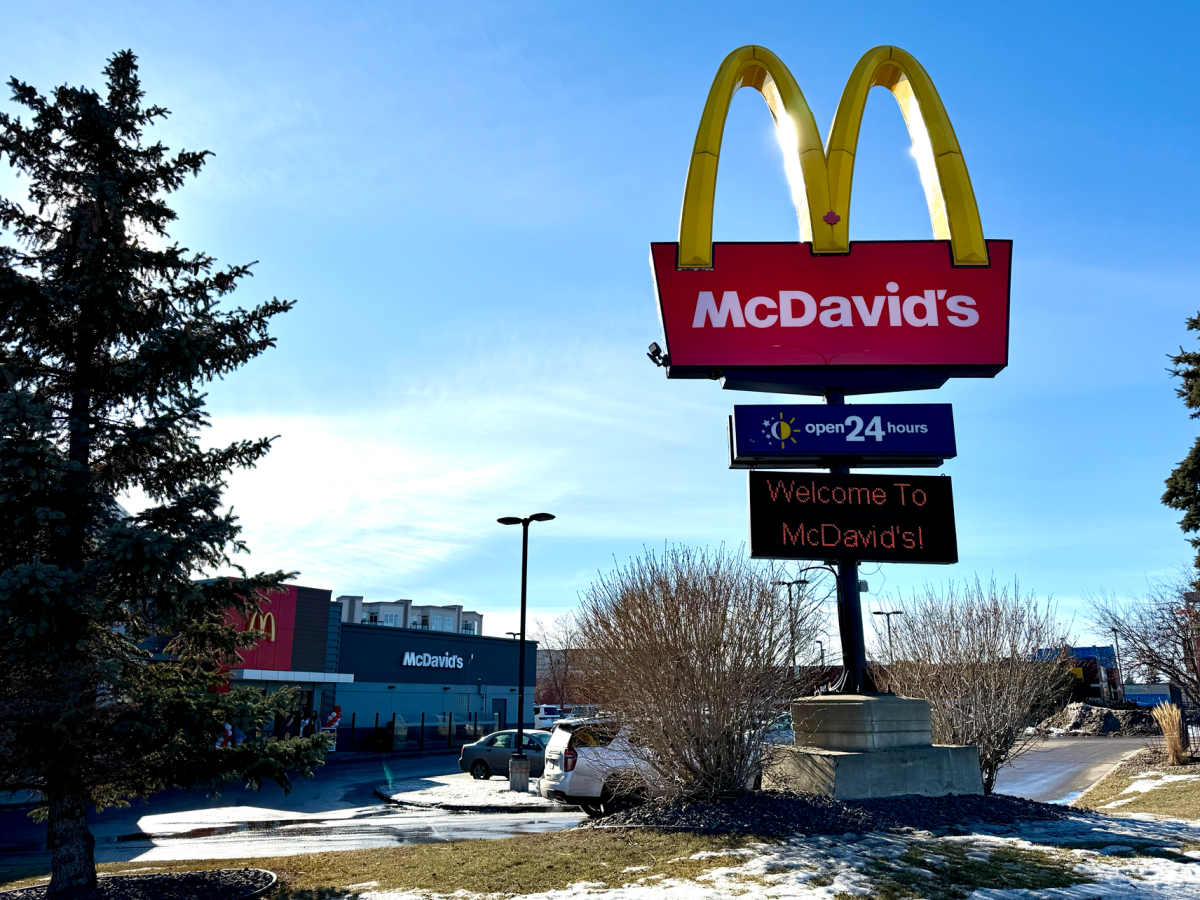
[0,868,275,900]
[580,791,1085,836]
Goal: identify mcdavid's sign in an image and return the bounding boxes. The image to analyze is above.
[651,45,1011,393]
[402,651,465,669]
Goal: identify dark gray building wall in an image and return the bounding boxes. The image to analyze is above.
[292,586,333,671]
[325,601,342,674]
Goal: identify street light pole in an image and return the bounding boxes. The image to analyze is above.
[816,640,824,671]
[498,512,554,786]
[772,579,808,675]
[872,610,904,664]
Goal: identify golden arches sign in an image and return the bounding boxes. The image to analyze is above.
[246,611,276,642]
[679,45,987,269]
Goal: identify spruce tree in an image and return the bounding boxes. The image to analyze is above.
[0,52,329,894]
[1164,312,1200,571]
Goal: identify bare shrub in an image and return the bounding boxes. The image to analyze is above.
[576,546,825,800]
[1152,703,1189,766]
[532,613,584,706]
[871,576,1073,794]
[1089,571,1200,703]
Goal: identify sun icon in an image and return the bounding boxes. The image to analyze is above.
[762,413,798,449]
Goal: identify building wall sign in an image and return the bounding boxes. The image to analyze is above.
[748,471,957,564]
[403,651,465,669]
[652,45,1010,396]
[246,611,276,642]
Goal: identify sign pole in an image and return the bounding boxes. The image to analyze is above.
[824,387,875,694]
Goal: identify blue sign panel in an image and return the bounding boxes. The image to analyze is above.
[730,404,956,469]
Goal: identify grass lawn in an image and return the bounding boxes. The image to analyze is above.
[1072,748,1200,819]
[0,830,777,898]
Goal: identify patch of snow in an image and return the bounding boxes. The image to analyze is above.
[350,810,1200,900]
[1100,773,1200,809]
[377,773,560,809]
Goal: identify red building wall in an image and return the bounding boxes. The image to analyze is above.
[227,585,297,671]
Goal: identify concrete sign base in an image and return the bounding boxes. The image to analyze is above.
[763,694,983,799]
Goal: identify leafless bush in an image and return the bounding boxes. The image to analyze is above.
[532,613,584,706]
[576,546,825,800]
[1089,571,1200,703]
[871,576,1073,794]
[1152,703,1189,766]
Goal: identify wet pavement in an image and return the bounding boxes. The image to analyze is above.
[0,754,585,866]
[992,736,1146,803]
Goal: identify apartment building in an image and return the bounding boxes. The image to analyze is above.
[336,596,483,636]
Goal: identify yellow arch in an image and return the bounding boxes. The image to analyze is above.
[678,45,988,268]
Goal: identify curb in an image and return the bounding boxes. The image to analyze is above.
[373,785,577,813]
[1067,746,1148,808]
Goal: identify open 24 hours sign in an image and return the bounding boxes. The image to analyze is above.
[748,471,957,564]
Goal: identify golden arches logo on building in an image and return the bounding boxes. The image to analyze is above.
[679,45,986,269]
[246,610,276,642]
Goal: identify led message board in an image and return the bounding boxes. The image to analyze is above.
[748,471,957,564]
[650,45,1011,396]
[730,403,956,469]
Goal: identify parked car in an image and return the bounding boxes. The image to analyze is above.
[537,719,658,817]
[459,729,551,779]
[532,705,562,729]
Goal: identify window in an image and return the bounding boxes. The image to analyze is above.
[490,733,513,749]
[431,614,443,631]
[461,621,477,635]
[381,612,400,627]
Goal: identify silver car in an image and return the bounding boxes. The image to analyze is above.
[458,729,551,779]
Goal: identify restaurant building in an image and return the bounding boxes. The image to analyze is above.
[228,584,535,732]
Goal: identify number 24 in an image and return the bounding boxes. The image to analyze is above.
[845,416,884,442]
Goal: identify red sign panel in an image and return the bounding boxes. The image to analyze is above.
[651,241,1010,381]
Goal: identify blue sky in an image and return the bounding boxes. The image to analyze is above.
[2,2,1198,652]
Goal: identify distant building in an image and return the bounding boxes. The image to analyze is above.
[1124,683,1185,707]
[1037,645,1121,703]
[336,596,483,635]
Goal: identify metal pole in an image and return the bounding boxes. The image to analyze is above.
[419,712,425,752]
[515,520,529,758]
[447,712,454,749]
[835,560,872,693]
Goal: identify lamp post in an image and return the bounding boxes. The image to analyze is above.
[497,512,554,789]
[816,640,824,670]
[1110,627,1124,702]
[772,578,808,675]
[872,610,904,664]
[506,632,520,640]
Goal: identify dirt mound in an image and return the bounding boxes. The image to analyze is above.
[1038,702,1160,736]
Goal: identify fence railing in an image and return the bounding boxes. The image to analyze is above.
[330,711,505,753]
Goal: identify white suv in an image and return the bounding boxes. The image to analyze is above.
[537,719,657,817]
[532,704,562,729]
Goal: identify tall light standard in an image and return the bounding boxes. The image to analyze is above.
[497,512,554,788]
[872,610,904,663]
[772,578,808,675]
[816,640,825,670]
[1110,627,1125,702]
